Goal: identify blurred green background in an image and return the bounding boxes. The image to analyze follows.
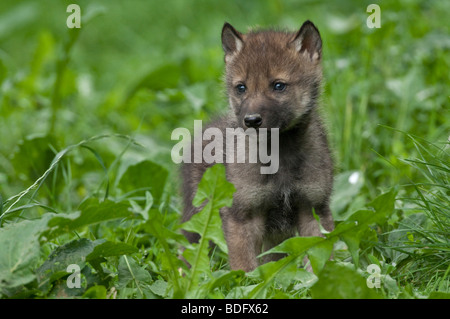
[0,0,449,206]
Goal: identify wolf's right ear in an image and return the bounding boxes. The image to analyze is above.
[222,22,243,61]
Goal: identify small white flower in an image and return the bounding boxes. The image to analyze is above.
[349,172,360,185]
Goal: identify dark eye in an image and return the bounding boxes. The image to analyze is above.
[236,84,246,94]
[273,82,287,91]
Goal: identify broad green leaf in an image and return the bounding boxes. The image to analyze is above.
[337,188,397,230]
[383,274,400,298]
[331,219,366,267]
[182,163,236,251]
[339,230,362,268]
[148,279,168,298]
[117,256,152,288]
[251,256,301,290]
[191,164,235,211]
[36,238,103,293]
[0,217,49,289]
[182,201,228,253]
[143,209,187,245]
[292,269,318,290]
[328,188,397,267]
[246,255,298,298]
[331,171,364,220]
[182,241,211,297]
[42,198,134,239]
[264,236,328,272]
[386,213,426,264]
[311,262,382,299]
[117,256,152,298]
[264,236,324,255]
[226,284,259,299]
[118,160,168,202]
[45,264,102,299]
[181,164,236,293]
[198,270,245,297]
[366,187,397,222]
[307,237,337,274]
[86,241,138,261]
[142,208,185,297]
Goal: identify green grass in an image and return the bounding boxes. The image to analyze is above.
[0,0,449,299]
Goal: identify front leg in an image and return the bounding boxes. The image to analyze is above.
[298,204,334,271]
[298,203,334,237]
[222,213,264,272]
[261,229,296,264]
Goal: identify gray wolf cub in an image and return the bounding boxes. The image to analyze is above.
[181,21,334,272]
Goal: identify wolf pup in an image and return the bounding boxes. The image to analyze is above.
[181,21,334,272]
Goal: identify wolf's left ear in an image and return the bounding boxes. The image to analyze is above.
[290,20,322,61]
[222,22,244,60]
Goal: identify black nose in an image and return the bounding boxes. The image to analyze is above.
[244,114,262,128]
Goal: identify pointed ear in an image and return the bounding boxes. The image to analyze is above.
[290,20,322,61]
[221,22,243,58]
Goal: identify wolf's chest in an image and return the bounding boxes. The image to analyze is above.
[227,163,300,207]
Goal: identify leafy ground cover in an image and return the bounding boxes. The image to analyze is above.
[0,0,448,299]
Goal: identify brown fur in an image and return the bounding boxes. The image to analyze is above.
[181,21,334,272]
